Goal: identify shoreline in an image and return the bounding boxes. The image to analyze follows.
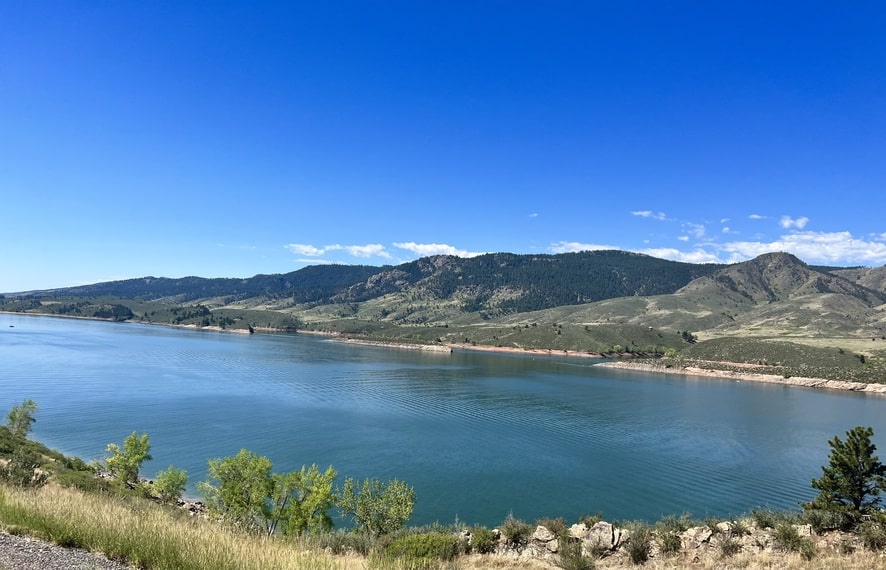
[596,361,886,395]
[4,311,883,396]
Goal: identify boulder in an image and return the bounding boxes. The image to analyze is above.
[680,526,713,549]
[532,525,556,543]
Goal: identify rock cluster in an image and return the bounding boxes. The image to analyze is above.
[470,518,866,566]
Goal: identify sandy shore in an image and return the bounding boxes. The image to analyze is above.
[596,361,886,395]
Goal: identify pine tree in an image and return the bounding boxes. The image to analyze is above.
[803,426,886,522]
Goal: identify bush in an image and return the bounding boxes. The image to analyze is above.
[657,531,682,556]
[153,465,187,504]
[729,518,750,537]
[625,523,651,565]
[801,508,851,533]
[719,537,741,557]
[0,447,47,488]
[469,526,497,554]
[859,521,886,551]
[385,532,459,562]
[338,477,415,536]
[751,508,791,529]
[774,522,813,558]
[537,516,568,537]
[500,514,532,548]
[557,537,595,570]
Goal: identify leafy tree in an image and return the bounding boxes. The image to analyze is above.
[154,465,188,504]
[198,449,274,533]
[106,432,152,485]
[803,426,886,525]
[337,477,415,536]
[7,399,38,438]
[268,464,337,536]
[198,450,337,536]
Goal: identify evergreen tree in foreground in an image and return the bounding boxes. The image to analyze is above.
[803,426,886,524]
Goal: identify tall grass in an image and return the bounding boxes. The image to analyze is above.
[0,483,341,570]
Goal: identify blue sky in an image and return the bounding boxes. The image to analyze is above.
[2,2,885,292]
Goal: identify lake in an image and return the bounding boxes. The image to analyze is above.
[1,312,884,527]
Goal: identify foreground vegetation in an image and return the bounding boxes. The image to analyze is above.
[3,401,886,569]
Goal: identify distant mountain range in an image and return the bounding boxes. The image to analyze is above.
[6,250,886,348]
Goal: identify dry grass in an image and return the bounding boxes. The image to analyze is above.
[3,483,886,570]
[0,483,342,570]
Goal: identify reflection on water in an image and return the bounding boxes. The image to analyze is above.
[1,313,884,526]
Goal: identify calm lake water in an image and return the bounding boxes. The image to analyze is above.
[2,313,884,527]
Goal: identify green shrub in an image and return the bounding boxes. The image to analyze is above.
[556,537,595,570]
[655,513,693,534]
[537,516,568,537]
[801,508,851,533]
[154,465,188,504]
[385,532,459,562]
[657,531,682,556]
[773,522,813,558]
[500,514,532,548]
[469,526,497,554]
[579,513,604,527]
[719,537,741,557]
[625,523,651,565]
[859,521,886,551]
[751,508,792,529]
[0,447,48,488]
[729,518,750,537]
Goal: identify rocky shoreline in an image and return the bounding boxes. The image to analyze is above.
[596,361,886,395]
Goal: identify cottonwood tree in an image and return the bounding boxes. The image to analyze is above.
[803,426,886,525]
[337,477,415,536]
[106,432,152,485]
[6,399,37,438]
[198,449,337,536]
[154,465,188,504]
[268,464,337,536]
[198,449,273,533]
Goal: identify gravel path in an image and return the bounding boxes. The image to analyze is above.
[0,531,132,570]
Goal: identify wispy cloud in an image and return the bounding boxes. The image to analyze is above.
[749,214,767,220]
[549,241,620,254]
[529,212,539,219]
[683,222,706,239]
[343,244,390,258]
[285,243,325,256]
[285,243,390,259]
[640,248,723,264]
[631,210,668,221]
[780,215,810,229]
[393,242,484,258]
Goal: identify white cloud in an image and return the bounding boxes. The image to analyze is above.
[683,222,706,239]
[721,231,886,265]
[393,242,484,258]
[749,214,766,220]
[720,218,730,224]
[780,215,809,229]
[631,210,667,221]
[549,241,620,254]
[286,242,390,259]
[640,248,723,264]
[285,243,325,256]
[344,244,390,258]
[529,212,539,219]
[677,236,689,242]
